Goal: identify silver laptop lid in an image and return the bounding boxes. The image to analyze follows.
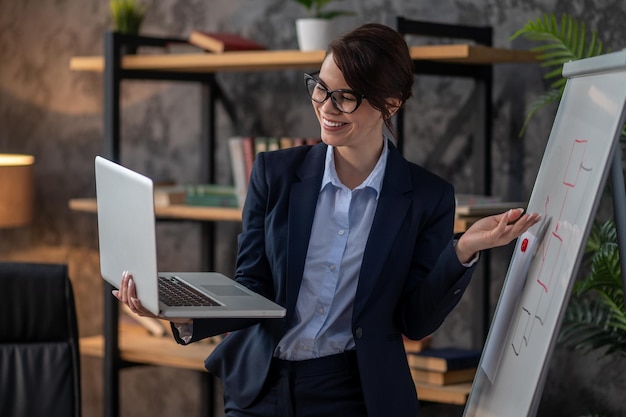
[95,156,161,316]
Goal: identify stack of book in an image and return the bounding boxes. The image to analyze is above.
[407,347,481,386]
[229,136,321,208]
[154,184,238,208]
[455,193,525,218]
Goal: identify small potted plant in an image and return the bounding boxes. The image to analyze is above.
[110,0,146,35]
[293,0,353,51]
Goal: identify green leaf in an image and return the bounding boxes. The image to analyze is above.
[511,13,609,137]
[562,221,626,358]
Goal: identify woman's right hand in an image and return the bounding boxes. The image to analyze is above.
[112,271,192,324]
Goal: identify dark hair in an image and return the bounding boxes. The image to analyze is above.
[328,23,414,134]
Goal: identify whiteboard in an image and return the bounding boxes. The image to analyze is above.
[464,50,626,417]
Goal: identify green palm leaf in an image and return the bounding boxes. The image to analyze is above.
[562,221,626,358]
[560,297,626,357]
[510,13,606,136]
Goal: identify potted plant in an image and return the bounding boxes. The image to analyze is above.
[293,0,353,51]
[110,0,146,35]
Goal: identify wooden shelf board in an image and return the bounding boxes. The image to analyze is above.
[69,45,536,74]
[80,325,215,372]
[71,198,476,232]
[69,197,242,222]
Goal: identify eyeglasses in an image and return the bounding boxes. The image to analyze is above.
[304,73,365,114]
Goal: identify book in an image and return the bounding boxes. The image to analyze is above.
[228,137,248,208]
[407,347,481,372]
[455,201,526,217]
[403,335,432,353]
[185,184,238,208]
[228,136,323,208]
[454,193,525,217]
[410,367,477,386]
[455,193,502,206]
[188,31,266,53]
[154,185,187,206]
[154,184,238,208]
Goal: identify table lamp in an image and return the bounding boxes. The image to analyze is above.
[0,154,35,228]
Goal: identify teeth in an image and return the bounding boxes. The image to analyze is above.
[323,118,345,127]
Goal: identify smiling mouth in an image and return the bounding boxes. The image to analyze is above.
[323,118,347,128]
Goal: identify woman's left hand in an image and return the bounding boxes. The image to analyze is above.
[455,208,541,263]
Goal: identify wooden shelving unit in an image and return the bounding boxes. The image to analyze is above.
[80,323,471,406]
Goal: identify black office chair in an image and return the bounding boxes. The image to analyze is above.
[0,262,81,417]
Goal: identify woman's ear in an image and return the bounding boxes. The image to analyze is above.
[386,98,402,118]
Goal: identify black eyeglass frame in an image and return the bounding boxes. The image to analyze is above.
[304,72,366,114]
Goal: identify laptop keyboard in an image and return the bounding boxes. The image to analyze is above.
[158,276,221,307]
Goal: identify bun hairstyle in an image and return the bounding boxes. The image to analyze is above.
[328,23,414,134]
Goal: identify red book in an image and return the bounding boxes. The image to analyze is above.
[240,136,255,183]
[188,31,267,53]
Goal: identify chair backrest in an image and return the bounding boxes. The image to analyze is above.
[0,262,81,417]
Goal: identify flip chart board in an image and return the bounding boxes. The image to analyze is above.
[464,50,626,417]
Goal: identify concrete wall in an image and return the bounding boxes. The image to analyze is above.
[1,0,625,416]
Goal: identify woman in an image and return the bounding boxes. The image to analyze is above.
[116,23,540,417]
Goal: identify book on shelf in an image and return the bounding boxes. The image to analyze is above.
[407,347,481,372]
[403,334,432,353]
[410,366,477,386]
[454,193,526,217]
[187,30,267,53]
[455,201,526,217]
[154,184,238,208]
[455,193,502,206]
[185,184,239,208]
[228,136,322,208]
[154,185,187,207]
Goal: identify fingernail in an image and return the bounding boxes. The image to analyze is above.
[112,290,119,297]
[128,278,134,288]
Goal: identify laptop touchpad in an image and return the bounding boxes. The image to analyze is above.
[202,285,252,296]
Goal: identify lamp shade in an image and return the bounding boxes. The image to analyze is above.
[0,154,35,228]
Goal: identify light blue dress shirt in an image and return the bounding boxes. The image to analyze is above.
[274,138,389,361]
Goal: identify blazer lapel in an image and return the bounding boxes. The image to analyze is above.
[285,145,326,317]
[354,144,413,316]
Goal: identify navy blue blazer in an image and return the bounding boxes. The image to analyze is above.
[174,141,477,416]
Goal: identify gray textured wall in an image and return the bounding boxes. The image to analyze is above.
[1,0,625,416]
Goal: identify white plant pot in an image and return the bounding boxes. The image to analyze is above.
[296,18,334,51]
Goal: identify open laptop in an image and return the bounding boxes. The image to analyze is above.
[94,156,286,319]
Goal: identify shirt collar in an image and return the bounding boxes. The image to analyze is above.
[321,136,388,199]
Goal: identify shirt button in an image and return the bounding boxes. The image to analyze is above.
[329,264,336,271]
[338,229,345,236]
[453,288,462,295]
[318,307,324,314]
[355,327,363,339]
